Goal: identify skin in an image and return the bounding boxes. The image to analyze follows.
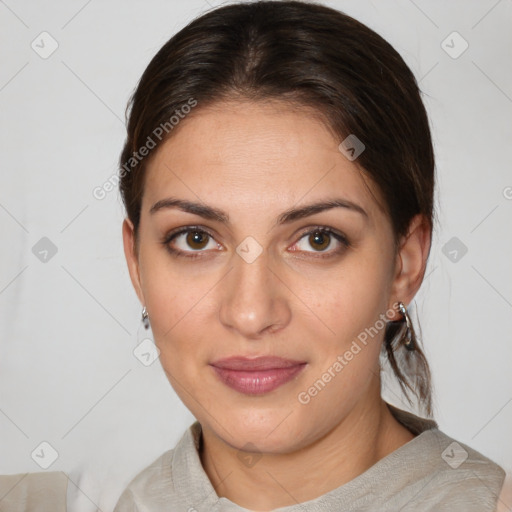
[123,100,431,510]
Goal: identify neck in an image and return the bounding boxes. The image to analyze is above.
[199,394,415,511]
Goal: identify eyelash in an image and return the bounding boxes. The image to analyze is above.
[162,225,350,260]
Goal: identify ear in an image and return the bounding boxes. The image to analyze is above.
[389,214,431,314]
[122,218,145,305]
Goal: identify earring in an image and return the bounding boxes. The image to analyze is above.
[141,306,150,330]
[398,302,415,351]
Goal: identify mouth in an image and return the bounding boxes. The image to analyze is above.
[209,356,307,395]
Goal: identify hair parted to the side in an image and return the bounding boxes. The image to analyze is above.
[119,0,435,417]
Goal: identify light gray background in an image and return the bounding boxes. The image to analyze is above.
[1,0,511,510]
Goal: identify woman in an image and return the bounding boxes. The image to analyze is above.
[114,1,507,510]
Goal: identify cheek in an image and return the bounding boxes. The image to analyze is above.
[143,272,215,410]
[138,247,217,357]
[292,266,389,434]
[293,252,392,407]
[304,253,392,347]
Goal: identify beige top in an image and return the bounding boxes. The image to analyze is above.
[0,471,67,512]
[113,404,506,511]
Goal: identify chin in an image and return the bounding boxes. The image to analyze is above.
[205,400,313,453]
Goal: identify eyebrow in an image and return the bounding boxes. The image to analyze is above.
[149,197,368,225]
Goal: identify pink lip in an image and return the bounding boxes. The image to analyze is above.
[210,356,307,395]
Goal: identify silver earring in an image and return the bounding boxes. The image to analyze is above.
[398,302,415,351]
[141,306,150,330]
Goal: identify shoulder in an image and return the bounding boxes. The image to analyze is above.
[386,405,506,510]
[113,449,175,512]
[405,428,506,511]
[496,472,512,512]
[113,422,205,512]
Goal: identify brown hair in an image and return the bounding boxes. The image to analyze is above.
[119,0,435,416]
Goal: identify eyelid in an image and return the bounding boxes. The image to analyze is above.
[162,225,223,258]
[293,225,349,244]
[288,225,350,257]
[163,225,217,243]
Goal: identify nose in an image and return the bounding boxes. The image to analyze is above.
[219,249,292,339]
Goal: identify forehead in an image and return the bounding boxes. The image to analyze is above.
[143,100,383,220]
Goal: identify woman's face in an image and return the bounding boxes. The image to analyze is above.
[125,100,404,452]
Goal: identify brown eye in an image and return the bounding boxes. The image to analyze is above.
[186,230,210,250]
[290,227,349,258]
[309,231,331,251]
[164,228,220,257]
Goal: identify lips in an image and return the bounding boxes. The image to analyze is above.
[210,356,307,395]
